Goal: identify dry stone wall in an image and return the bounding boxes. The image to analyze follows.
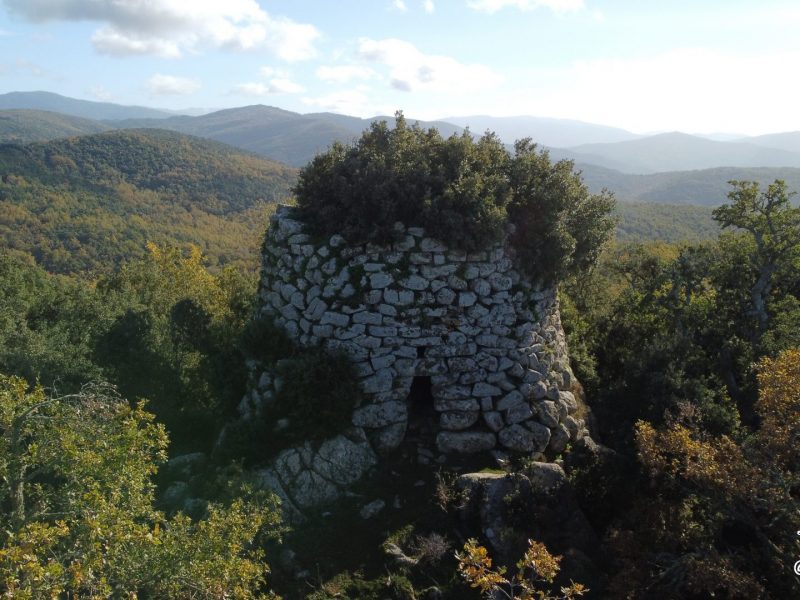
[255,205,586,451]
[243,205,588,515]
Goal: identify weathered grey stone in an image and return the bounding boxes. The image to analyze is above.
[436,384,473,400]
[354,335,382,349]
[370,273,393,289]
[417,358,447,376]
[304,297,328,321]
[434,397,480,412]
[471,278,492,297]
[522,369,544,384]
[360,499,386,519]
[476,354,498,371]
[352,401,407,428]
[420,237,446,252]
[436,287,456,305]
[409,252,431,264]
[498,424,538,453]
[473,382,502,397]
[447,357,477,372]
[463,264,480,279]
[313,434,377,487]
[394,234,415,251]
[440,410,480,431]
[483,411,505,432]
[531,381,548,399]
[320,311,350,327]
[564,415,582,439]
[559,391,578,413]
[458,292,477,307]
[362,369,394,393]
[488,273,514,292]
[400,275,428,291]
[537,400,560,428]
[505,402,534,425]
[548,424,571,454]
[447,275,468,290]
[378,303,397,316]
[437,431,496,454]
[476,333,498,347]
[369,325,397,337]
[525,421,552,452]
[496,390,524,411]
[370,353,396,370]
[353,311,382,325]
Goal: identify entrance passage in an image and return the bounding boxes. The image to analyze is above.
[408,375,433,414]
[406,376,437,445]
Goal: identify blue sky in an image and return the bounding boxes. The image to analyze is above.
[0,1,798,134]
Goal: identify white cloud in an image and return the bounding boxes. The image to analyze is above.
[506,48,800,135]
[358,38,501,93]
[316,65,375,84]
[467,0,584,14]
[233,78,304,96]
[423,0,435,13]
[1,0,319,60]
[88,84,113,101]
[392,0,408,11]
[146,73,200,96]
[301,89,379,117]
[15,59,46,77]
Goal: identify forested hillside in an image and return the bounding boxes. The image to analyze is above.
[0,129,296,273]
[579,163,800,205]
[614,201,718,242]
[0,109,113,142]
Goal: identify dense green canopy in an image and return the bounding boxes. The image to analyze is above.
[294,113,616,283]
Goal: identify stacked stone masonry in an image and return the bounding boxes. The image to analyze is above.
[250,204,586,452]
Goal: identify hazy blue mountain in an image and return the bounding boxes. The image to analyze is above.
[0,109,113,142]
[442,115,639,147]
[110,105,467,167]
[0,91,174,121]
[577,163,800,205]
[558,132,800,174]
[741,131,800,154]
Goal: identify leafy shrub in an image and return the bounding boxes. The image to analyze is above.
[294,113,615,283]
[270,347,362,445]
[235,319,364,460]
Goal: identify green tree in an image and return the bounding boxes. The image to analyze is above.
[294,113,615,283]
[95,243,256,449]
[712,179,800,341]
[0,374,282,598]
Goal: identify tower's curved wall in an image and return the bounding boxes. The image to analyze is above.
[250,205,587,459]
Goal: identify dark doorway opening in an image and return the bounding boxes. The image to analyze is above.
[408,375,433,413]
[406,375,436,444]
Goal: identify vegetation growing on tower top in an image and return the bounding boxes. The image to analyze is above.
[294,112,616,283]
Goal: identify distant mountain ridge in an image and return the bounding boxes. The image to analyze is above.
[577,164,800,205]
[551,132,800,174]
[0,91,175,121]
[443,114,640,147]
[110,106,465,167]
[3,91,800,207]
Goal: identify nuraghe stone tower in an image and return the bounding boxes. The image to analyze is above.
[242,205,588,516]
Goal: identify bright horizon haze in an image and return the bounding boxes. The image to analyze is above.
[0,1,798,136]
